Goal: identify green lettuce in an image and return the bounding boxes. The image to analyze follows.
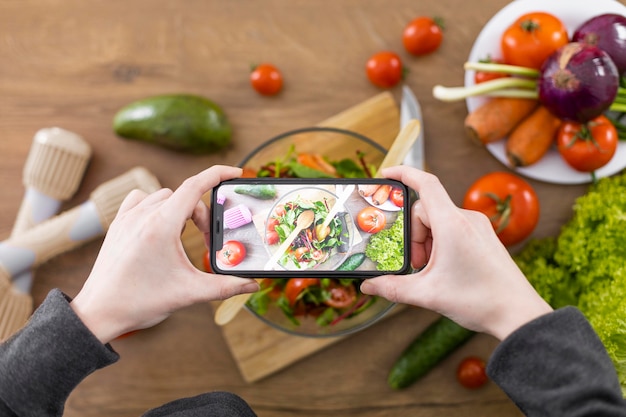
[366,211,405,271]
[514,171,626,394]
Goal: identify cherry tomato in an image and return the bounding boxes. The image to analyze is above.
[474,56,509,84]
[266,230,279,245]
[402,16,444,56]
[202,249,212,272]
[556,115,618,173]
[266,217,280,232]
[324,281,357,308]
[501,12,568,69]
[457,357,488,389]
[273,204,286,217]
[463,172,539,247]
[250,63,283,96]
[216,240,246,267]
[365,51,404,88]
[389,187,404,207]
[284,278,320,306]
[294,247,310,262]
[356,206,387,234]
[311,249,324,261]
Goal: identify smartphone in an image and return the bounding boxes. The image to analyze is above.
[210,177,411,277]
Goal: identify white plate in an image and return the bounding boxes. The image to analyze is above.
[465,0,626,184]
[361,194,402,212]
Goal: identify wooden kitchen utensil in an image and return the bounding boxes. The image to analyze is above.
[1,128,92,342]
[375,118,420,176]
[0,166,161,340]
[213,118,421,328]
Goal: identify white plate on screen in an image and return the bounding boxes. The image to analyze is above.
[465,0,626,184]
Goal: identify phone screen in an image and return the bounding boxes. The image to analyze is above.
[210,178,410,277]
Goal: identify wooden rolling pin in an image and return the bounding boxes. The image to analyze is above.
[0,167,161,288]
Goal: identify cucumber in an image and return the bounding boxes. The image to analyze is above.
[337,252,366,271]
[233,184,277,200]
[337,212,351,253]
[387,316,475,389]
[113,94,232,153]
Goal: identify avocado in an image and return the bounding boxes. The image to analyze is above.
[113,94,232,153]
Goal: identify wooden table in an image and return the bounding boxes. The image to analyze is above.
[0,1,620,416]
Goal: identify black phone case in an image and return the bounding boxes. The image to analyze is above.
[210,177,412,278]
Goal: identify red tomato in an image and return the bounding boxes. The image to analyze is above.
[324,281,357,308]
[389,187,404,207]
[266,230,279,245]
[457,357,488,389]
[266,217,280,232]
[556,115,618,173]
[273,204,286,217]
[285,278,320,306]
[294,247,309,262]
[463,172,539,247]
[402,16,444,56]
[250,63,283,96]
[474,56,509,84]
[202,249,212,272]
[365,51,404,88]
[216,240,246,267]
[501,12,568,69]
[356,206,387,233]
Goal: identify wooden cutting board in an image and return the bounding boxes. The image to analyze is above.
[182,91,400,383]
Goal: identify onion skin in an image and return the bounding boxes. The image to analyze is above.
[573,13,626,76]
[538,42,618,123]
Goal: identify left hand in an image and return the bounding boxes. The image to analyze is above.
[71,165,259,343]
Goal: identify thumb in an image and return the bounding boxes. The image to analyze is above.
[360,273,423,306]
[189,272,260,303]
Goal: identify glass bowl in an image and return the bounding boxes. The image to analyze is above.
[264,186,354,271]
[238,126,396,338]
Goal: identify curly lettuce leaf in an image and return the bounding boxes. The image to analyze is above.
[514,171,626,394]
[365,211,405,271]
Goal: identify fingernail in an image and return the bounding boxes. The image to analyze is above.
[243,281,260,293]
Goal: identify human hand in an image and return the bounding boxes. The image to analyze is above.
[70,165,259,343]
[360,166,552,340]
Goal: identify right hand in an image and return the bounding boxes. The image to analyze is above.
[360,166,552,340]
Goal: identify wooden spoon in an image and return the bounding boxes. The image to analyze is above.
[214,210,314,326]
[213,120,421,326]
[263,209,315,271]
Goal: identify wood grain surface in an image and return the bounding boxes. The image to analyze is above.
[1,1,621,416]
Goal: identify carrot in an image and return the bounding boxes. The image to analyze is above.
[372,184,392,205]
[464,98,538,145]
[506,105,562,167]
[296,153,337,176]
[358,184,380,197]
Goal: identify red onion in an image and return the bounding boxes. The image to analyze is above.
[538,42,619,123]
[573,13,626,76]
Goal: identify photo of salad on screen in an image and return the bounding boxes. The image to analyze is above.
[212,181,407,274]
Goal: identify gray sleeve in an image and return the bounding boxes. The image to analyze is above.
[487,306,626,417]
[0,289,119,417]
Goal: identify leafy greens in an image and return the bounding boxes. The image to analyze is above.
[514,171,626,394]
